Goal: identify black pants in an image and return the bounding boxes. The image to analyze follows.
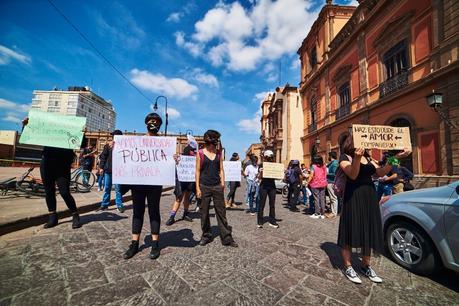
[257,185,276,224]
[40,159,77,213]
[226,182,239,203]
[289,183,301,208]
[131,185,162,235]
[200,184,233,244]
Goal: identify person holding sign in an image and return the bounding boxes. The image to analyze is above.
[22,118,81,229]
[256,150,279,229]
[337,133,411,284]
[196,130,237,247]
[123,113,165,260]
[226,152,241,208]
[166,144,197,226]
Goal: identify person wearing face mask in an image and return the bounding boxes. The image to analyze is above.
[196,130,237,247]
[123,113,164,260]
[256,150,279,229]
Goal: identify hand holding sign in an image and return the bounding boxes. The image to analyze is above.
[353,124,411,150]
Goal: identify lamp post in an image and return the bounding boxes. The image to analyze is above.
[426,92,458,130]
[153,95,168,136]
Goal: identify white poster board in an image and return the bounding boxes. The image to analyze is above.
[262,162,285,179]
[224,161,241,182]
[112,135,176,186]
[176,155,196,182]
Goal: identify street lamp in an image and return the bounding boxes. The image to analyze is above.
[153,95,168,136]
[426,92,458,130]
[186,129,193,136]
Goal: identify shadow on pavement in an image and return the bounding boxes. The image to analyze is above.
[80,212,128,225]
[142,228,200,250]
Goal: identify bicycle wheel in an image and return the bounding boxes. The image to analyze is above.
[75,170,96,192]
[282,185,289,199]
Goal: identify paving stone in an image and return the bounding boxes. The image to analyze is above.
[0,297,12,306]
[223,272,283,305]
[65,260,109,293]
[174,281,242,306]
[0,257,23,279]
[227,295,254,306]
[60,232,89,245]
[282,283,328,305]
[258,251,295,272]
[143,265,193,304]
[262,265,307,294]
[69,276,150,306]
[240,263,274,281]
[104,256,162,282]
[107,288,165,306]
[10,281,67,306]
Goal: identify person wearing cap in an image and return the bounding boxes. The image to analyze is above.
[287,159,303,212]
[226,152,241,208]
[123,113,165,260]
[98,129,125,213]
[256,150,279,228]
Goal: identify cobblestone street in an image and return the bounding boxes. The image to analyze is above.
[0,186,458,306]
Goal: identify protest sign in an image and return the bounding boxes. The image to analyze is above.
[0,130,16,145]
[352,124,411,150]
[112,135,176,186]
[262,162,285,179]
[177,155,196,182]
[19,109,86,149]
[224,161,241,182]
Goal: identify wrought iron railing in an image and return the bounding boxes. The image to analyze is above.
[379,70,409,98]
[336,104,350,120]
[308,122,317,133]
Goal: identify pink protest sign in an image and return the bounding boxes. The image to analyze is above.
[112,135,177,186]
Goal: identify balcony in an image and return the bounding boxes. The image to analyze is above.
[336,104,350,120]
[308,122,317,133]
[379,70,409,98]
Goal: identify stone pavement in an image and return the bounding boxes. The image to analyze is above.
[0,184,458,306]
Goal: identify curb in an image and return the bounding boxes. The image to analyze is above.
[0,186,174,236]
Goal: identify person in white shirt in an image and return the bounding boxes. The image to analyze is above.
[244,156,259,215]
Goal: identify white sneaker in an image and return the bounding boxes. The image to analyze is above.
[319,214,325,219]
[310,213,320,219]
[343,266,362,284]
[257,224,263,228]
[361,266,382,283]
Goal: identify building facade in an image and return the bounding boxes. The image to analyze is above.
[246,143,263,160]
[298,0,459,187]
[260,86,304,166]
[31,86,116,132]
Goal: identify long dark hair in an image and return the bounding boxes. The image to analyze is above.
[312,155,324,167]
[340,132,370,158]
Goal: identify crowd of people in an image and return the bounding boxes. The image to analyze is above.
[25,111,413,285]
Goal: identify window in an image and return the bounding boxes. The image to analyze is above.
[310,96,317,123]
[309,47,317,67]
[383,40,408,79]
[338,83,350,108]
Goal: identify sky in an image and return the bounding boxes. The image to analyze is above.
[0,0,358,157]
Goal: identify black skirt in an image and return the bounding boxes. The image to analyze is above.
[337,182,384,256]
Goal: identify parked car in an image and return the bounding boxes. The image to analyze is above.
[381,181,459,275]
[275,179,287,194]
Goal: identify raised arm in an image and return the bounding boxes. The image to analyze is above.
[340,149,364,180]
[219,153,225,191]
[196,152,202,198]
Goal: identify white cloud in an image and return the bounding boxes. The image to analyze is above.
[167,12,183,22]
[347,0,359,6]
[0,98,30,112]
[176,0,318,71]
[291,58,301,70]
[174,32,202,57]
[193,69,219,87]
[150,104,181,119]
[0,45,31,65]
[238,109,261,134]
[2,114,21,123]
[253,91,270,103]
[130,68,198,99]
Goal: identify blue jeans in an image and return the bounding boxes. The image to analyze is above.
[300,186,308,204]
[97,173,104,190]
[247,179,257,213]
[245,178,251,204]
[377,183,393,201]
[101,173,123,207]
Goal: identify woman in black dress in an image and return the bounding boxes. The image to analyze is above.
[338,133,410,284]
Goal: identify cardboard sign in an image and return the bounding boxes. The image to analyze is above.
[112,135,177,186]
[19,109,86,149]
[176,155,196,182]
[224,161,241,182]
[352,124,411,150]
[262,162,285,179]
[0,130,17,145]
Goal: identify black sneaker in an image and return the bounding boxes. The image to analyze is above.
[268,221,279,228]
[72,213,81,229]
[117,205,125,213]
[44,212,58,229]
[165,216,175,226]
[150,241,161,260]
[123,241,139,259]
[290,206,300,212]
[199,237,212,246]
[182,214,193,222]
[223,240,238,248]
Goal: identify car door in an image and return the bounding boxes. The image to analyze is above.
[444,182,459,264]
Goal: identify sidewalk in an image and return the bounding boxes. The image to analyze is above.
[0,167,172,235]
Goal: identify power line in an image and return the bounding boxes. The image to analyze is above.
[46,0,152,104]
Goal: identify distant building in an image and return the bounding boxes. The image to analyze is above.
[246,143,263,159]
[30,86,116,132]
[259,85,304,166]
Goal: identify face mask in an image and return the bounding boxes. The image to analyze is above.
[147,123,160,134]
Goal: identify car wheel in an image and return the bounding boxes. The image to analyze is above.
[386,221,440,275]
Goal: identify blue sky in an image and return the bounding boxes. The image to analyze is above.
[0,0,357,157]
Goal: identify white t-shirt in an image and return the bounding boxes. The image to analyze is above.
[244,164,259,181]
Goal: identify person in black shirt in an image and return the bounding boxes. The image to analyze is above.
[196,130,237,247]
[288,160,303,212]
[256,150,279,228]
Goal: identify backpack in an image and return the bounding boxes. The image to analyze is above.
[198,149,221,168]
[333,155,352,198]
[287,168,298,184]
